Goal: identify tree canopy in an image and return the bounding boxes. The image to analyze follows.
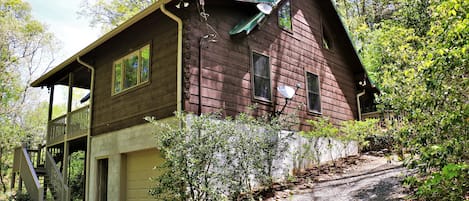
[79,0,155,32]
[335,0,468,199]
[0,0,55,196]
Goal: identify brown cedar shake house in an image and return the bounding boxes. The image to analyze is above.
[11,0,378,200]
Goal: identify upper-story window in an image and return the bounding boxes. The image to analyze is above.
[251,51,271,101]
[278,0,292,32]
[112,44,150,95]
[306,72,321,113]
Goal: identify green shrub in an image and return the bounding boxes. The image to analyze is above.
[413,163,468,200]
[146,112,291,201]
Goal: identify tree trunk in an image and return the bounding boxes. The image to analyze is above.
[0,147,7,193]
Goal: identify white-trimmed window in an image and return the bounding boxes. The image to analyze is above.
[251,52,271,101]
[306,72,321,113]
[112,44,150,95]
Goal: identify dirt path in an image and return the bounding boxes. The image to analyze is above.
[265,155,410,201]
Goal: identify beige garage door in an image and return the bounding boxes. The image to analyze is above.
[126,149,165,201]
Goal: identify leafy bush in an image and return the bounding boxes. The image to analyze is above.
[146,112,291,201]
[8,192,30,201]
[301,117,381,153]
[403,163,469,200]
[339,118,382,152]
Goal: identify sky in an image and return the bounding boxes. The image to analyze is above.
[26,0,101,66]
[25,0,101,103]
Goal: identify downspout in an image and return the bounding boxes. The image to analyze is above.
[198,35,211,115]
[77,56,94,201]
[161,4,183,114]
[198,37,204,115]
[357,90,366,121]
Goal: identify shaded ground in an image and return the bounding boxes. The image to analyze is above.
[264,154,411,201]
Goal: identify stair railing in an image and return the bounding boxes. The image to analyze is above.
[12,146,44,201]
[45,151,69,201]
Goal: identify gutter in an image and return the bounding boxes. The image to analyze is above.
[160,4,183,114]
[356,90,366,121]
[76,56,94,201]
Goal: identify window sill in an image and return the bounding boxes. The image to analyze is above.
[307,110,322,116]
[252,96,273,106]
[111,81,151,98]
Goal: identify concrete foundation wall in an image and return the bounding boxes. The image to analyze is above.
[88,117,175,201]
[87,117,357,200]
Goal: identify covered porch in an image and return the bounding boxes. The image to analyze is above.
[28,58,93,201]
[32,60,92,146]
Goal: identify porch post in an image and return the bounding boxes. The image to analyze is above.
[47,86,54,144]
[62,73,73,200]
[63,141,69,192]
[67,73,73,114]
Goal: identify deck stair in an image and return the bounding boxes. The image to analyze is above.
[12,145,69,201]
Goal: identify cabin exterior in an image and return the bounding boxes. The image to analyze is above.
[11,0,378,200]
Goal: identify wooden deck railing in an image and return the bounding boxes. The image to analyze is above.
[48,115,66,145]
[47,105,89,145]
[67,105,89,138]
[361,111,400,127]
[12,146,44,201]
[46,151,69,201]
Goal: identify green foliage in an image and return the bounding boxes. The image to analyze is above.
[8,191,30,201]
[146,112,290,201]
[298,117,381,168]
[301,117,339,139]
[298,118,339,165]
[1,3,54,188]
[78,0,155,32]
[301,117,381,152]
[404,163,469,200]
[337,0,468,199]
[339,118,381,151]
[69,151,85,201]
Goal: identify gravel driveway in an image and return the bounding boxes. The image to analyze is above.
[266,155,410,201]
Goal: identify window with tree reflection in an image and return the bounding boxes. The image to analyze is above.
[112,44,150,94]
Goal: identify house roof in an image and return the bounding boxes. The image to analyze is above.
[32,0,376,92]
[30,0,174,87]
[318,0,377,92]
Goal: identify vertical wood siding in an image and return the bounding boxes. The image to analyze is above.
[91,11,178,135]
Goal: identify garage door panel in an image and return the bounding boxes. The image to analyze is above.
[126,149,164,201]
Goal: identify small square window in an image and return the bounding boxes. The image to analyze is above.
[251,52,271,101]
[112,44,151,95]
[278,0,292,32]
[306,72,321,113]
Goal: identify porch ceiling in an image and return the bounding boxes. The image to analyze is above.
[35,61,91,89]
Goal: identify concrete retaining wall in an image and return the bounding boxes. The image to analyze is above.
[272,131,358,181]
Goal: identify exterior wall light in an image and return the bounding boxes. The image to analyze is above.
[257,3,273,14]
[276,83,301,116]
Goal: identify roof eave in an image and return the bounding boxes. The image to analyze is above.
[324,1,378,93]
[31,0,174,87]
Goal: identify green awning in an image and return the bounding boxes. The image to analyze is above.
[229,12,266,36]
